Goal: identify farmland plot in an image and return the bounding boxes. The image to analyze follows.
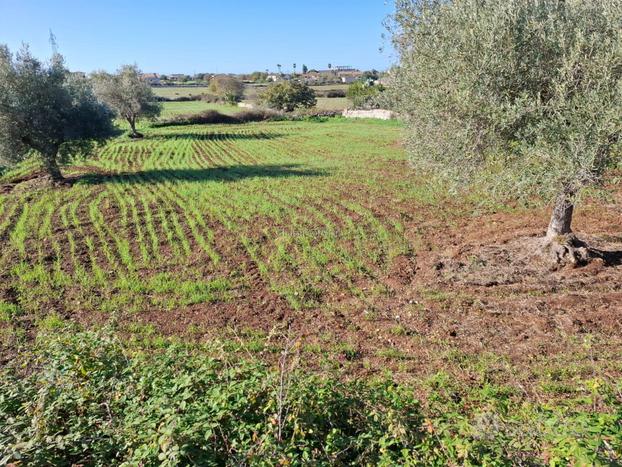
[0,120,413,353]
[1,118,622,391]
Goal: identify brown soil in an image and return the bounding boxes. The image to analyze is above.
[2,160,622,393]
[63,192,622,392]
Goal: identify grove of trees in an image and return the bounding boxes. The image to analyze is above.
[389,0,622,263]
[0,46,115,181]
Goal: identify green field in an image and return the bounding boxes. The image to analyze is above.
[0,119,408,327]
[1,117,621,464]
[154,84,352,111]
[159,101,242,118]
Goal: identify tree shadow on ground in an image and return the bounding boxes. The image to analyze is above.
[590,246,622,266]
[77,164,328,185]
[148,132,285,141]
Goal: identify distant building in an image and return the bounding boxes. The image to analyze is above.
[337,69,363,83]
[140,73,161,85]
[169,74,187,82]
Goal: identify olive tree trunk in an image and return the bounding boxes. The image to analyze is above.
[127,116,143,138]
[43,147,64,182]
[128,117,138,137]
[546,191,575,240]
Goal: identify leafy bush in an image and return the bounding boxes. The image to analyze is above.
[259,81,317,112]
[346,81,384,109]
[157,110,239,125]
[291,109,343,121]
[155,108,341,127]
[316,89,347,98]
[199,93,222,104]
[1,330,620,466]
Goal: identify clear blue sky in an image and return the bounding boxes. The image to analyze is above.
[0,0,396,74]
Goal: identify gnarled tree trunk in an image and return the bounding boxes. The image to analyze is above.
[546,191,574,240]
[544,189,591,267]
[127,116,142,138]
[43,147,64,182]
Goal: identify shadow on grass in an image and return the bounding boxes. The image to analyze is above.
[77,164,328,185]
[150,132,285,141]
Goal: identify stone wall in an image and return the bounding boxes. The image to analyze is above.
[342,109,396,120]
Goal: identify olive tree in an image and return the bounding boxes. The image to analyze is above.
[92,65,161,138]
[0,45,114,181]
[389,0,622,262]
[259,81,316,112]
[208,76,245,105]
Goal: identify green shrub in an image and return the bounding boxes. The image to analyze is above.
[0,330,424,466]
[1,330,621,465]
[316,89,347,98]
[259,81,317,112]
[346,81,384,109]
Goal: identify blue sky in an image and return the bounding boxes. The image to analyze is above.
[0,0,396,74]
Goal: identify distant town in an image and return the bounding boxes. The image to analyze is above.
[139,65,386,87]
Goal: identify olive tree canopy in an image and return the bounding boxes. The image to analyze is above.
[92,65,161,138]
[0,45,115,181]
[259,81,316,112]
[389,0,622,255]
[208,76,245,105]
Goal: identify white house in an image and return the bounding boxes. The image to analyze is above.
[141,73,161,85]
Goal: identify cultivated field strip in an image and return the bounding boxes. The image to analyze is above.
[0,120,408,315]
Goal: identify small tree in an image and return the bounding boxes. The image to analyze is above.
[346,81,384,109]
[389,0,622,263]
[259,81,316,112]
[92,65,161,138]
[0,45,114,181]
[208,76,244,105]
[302,64,308,75]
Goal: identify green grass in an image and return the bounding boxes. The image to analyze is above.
[0,118,407,318]
[160,101,241,118]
